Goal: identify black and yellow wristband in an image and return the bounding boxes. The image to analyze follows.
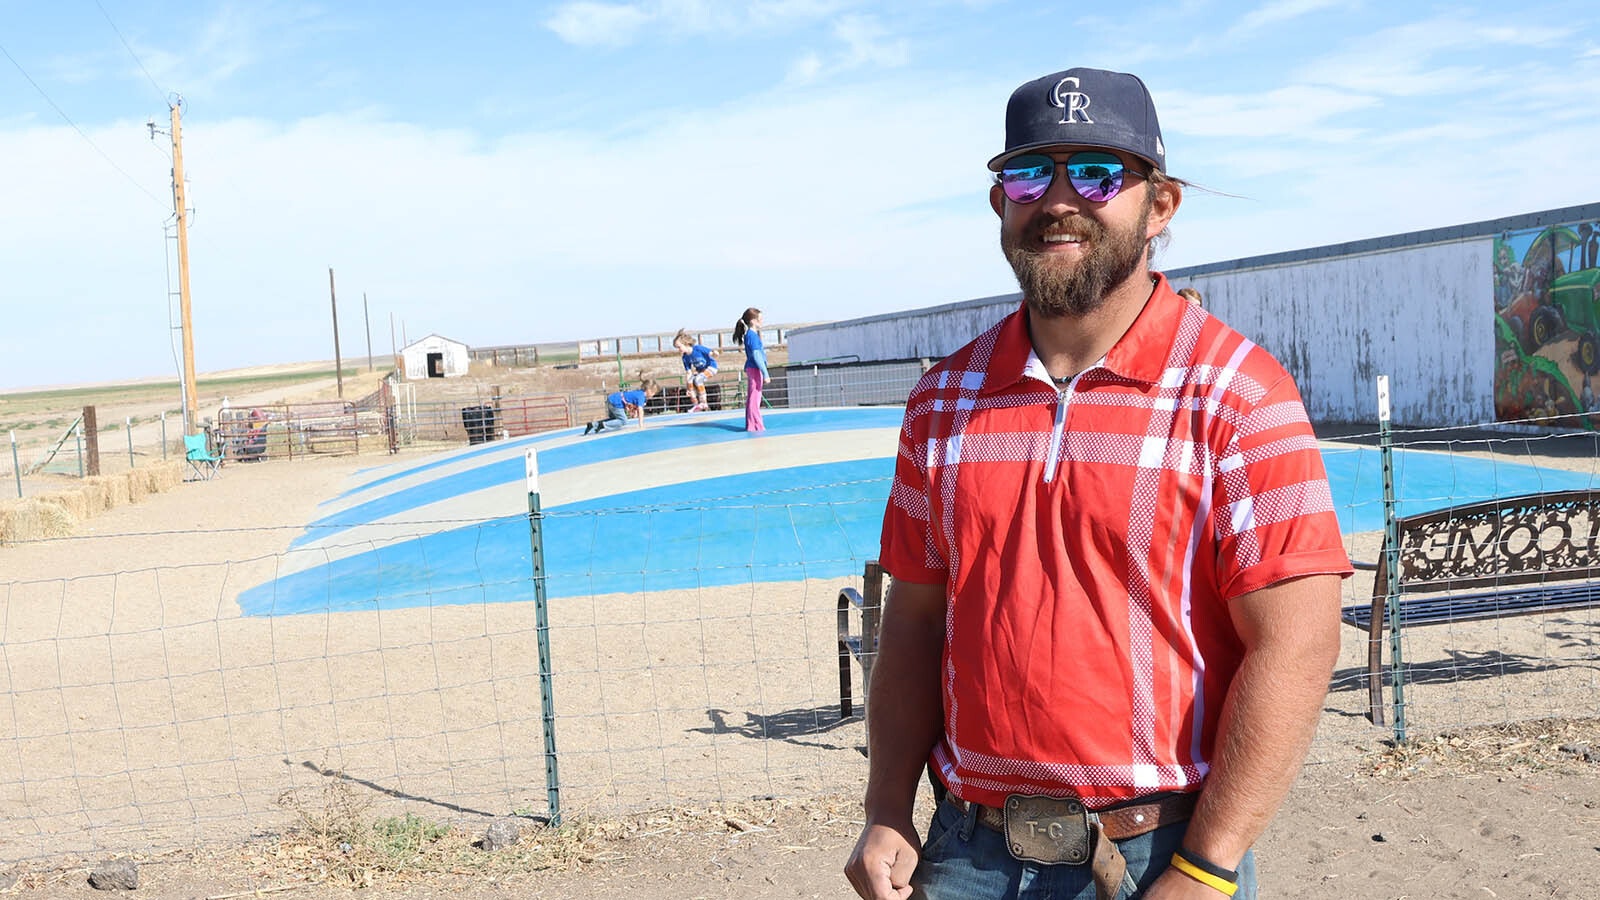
[1169,847,1239,897]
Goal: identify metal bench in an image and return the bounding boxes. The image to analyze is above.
[837,560,887,719]
[1341,489,1600,725]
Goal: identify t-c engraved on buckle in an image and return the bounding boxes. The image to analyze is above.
[1002,794,1091,865]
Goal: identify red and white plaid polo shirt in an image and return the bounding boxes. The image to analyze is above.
[878,274,1351,810]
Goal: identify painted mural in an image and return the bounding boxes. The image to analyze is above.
[1493,219,1600,427]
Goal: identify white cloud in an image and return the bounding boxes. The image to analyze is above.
[1296,17,1569,96]
[113,3,336,104]
[544,2,656,47]
[1225,0,1347,39]
[543,0,851,46]
[748,0,851,25]
[781,15,907,87]
[0,76,1008,387]
[1161,84,1378,141]
[834,15,908,68]
[786,52,825,85]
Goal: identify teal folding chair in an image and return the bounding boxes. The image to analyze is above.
[184,433,222,481]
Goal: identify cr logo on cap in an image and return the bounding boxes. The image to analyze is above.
[1050,77,1093,125]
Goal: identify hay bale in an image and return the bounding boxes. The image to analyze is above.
[80,480,108,515]
[146,461,183,492]
[134,462,175,495]
[125,462,182,497]
[36,488,90,520]
[0,497,78,544]
[82,476,127,512]
[265,423,293,458]
[123,469,150,503]
[0,462,185,545]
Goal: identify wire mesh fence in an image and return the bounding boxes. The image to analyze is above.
[2,412,1599,866]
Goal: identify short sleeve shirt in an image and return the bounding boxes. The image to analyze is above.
[608,389,647,408]
[683,345,717,372]
[877,275,1352,809]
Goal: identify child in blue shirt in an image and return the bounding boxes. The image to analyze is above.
[583,378,660,434]
[734,308,768,432]
[673,330,719,412]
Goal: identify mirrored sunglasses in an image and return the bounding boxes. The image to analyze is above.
[998,151,1133,204]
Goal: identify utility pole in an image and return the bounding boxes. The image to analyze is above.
[329,267,344,399]
[363,292,374,372]
[157,97,200,434]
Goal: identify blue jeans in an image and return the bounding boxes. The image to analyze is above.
[912,796,1257,900]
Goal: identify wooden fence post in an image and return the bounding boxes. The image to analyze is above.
[82,405,101,476]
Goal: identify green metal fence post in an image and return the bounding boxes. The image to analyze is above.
[526,449,562,825]
[1377,375,1407,742]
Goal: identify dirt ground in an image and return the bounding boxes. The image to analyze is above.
[3,362,1600,899]
[10,723,1600,900]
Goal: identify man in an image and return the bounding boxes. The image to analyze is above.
[844,67,1351,900]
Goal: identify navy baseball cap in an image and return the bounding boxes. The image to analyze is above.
[988,67,1166,173]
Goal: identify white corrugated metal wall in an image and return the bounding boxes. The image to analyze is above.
[1183,242,1490,425]
[787,204,1600,428]
[789,245,1488,427]
[788,293,1019,368]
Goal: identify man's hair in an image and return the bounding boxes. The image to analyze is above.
[1145,168,1186,261]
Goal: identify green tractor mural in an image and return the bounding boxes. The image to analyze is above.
[1494,221,1600,425]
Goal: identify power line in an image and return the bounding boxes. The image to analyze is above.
[93,0,168,104]
[0,39,167,210]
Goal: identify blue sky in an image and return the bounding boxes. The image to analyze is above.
[2,1,1598,390]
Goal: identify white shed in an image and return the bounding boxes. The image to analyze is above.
[400,334,471,380]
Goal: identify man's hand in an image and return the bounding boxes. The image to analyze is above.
[844,577,946,899]
[844,818,921,900]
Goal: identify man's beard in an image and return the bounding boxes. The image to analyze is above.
[1002,202,1151,318]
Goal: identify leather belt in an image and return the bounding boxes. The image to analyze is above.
[955,791,1197,841]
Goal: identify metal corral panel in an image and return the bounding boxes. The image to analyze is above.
[1181,242,1491,426]
[785,361,926,408]
[787,294,1020,366]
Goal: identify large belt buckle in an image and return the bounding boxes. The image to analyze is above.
[1001,794,1091,865]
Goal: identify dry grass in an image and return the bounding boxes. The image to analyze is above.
[1361,716,1600,780]
[263,771,855,889]
[171,721,1598,893]
[0,786,865,895]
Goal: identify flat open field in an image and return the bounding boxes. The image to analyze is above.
[2,362,1598,899]
[0,362,392,493]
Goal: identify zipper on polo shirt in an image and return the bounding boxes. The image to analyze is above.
[1042,374,1082,484]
